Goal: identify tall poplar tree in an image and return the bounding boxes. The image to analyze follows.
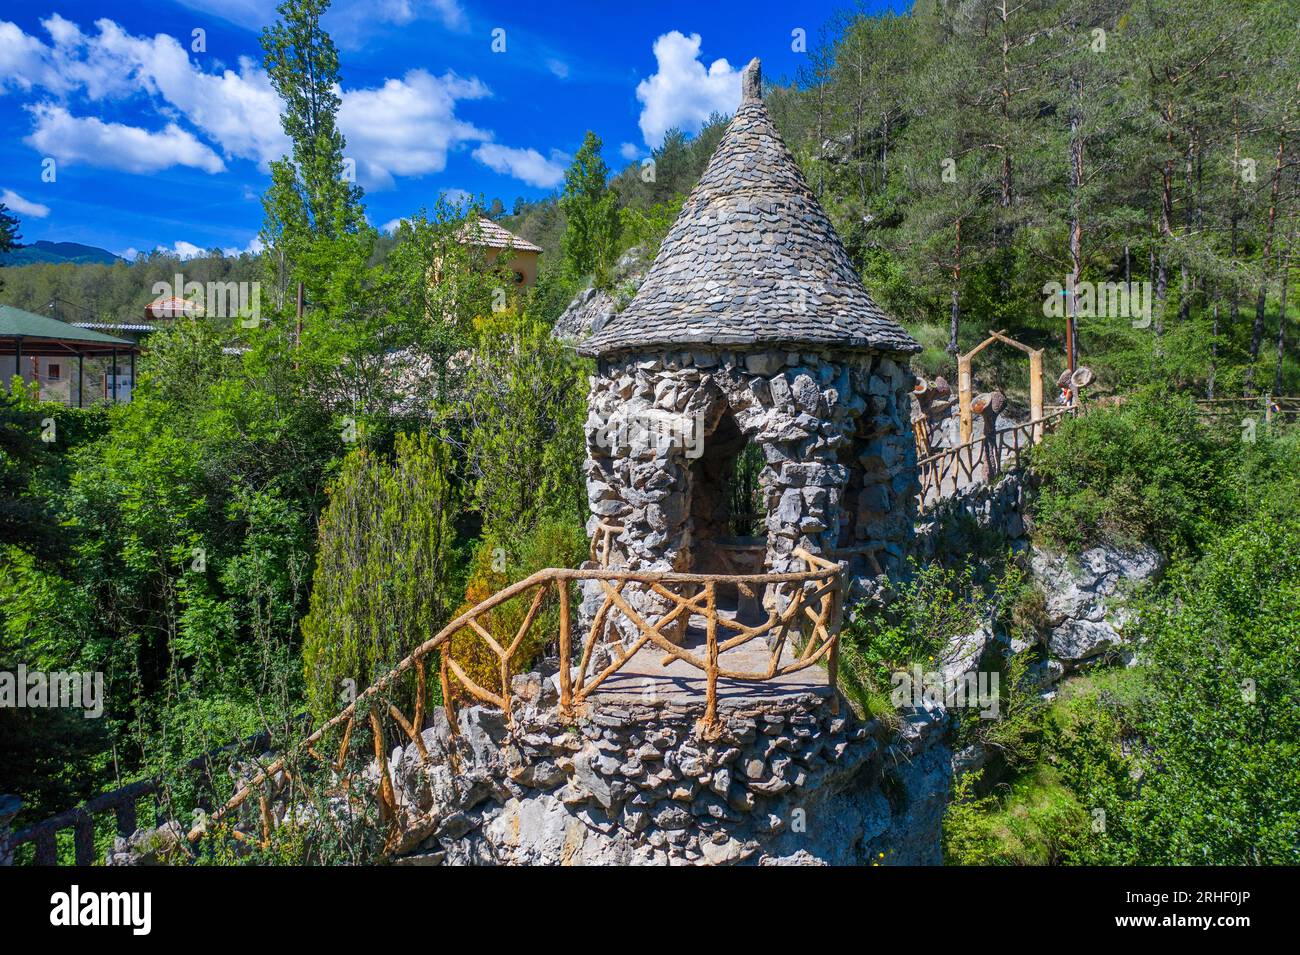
[259,0,369,311]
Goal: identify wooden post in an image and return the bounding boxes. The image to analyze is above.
[958,354,973,443]
[826,588,840,696]
[33,829,56,866]
[114,800,137,838]
[1029,349,1044,442]
[440,653,456,734]
[369,711,396,824]
[704,582,719,731]
[110,350,118,403]
[0,794,20,866]
[557,578,572,712]
[77,354,84,409]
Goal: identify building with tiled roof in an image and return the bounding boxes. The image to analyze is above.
[459,217,543,288]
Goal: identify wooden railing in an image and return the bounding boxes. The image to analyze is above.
[184,551,843,850]
[8,781,153,866]
[589,520,623,566]
[1195,396,1300,425]
[7,724,286,865]
[916,407,1073,510]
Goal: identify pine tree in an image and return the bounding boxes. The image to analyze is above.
[560,132,621,288]
[0,203,19,292]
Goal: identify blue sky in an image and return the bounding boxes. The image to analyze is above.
[0,0,891,259]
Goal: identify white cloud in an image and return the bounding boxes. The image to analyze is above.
[0,20,56,92]
[339,70,491,188]
[24,103,226,174]
[328,0,469,50]
[221,236,265,256]
[441,187,472,206]
[619,142,642,161]
[166,240,207,259]
[636,31,741,148]
[1,188,50,218]
[472,143,566,189]
[546,58,569,79]
[428,0,469,31]
[380,218,405,234]
[2,16,572,191]
[2,16,288,166]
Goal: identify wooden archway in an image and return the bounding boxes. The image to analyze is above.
[956,330,1045,443]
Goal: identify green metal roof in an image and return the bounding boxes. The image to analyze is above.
[0,305,133,346]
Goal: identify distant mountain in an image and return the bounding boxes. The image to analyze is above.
[1,241,123,266]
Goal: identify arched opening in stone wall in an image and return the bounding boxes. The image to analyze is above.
[687,408,768,623]
[687,409,750,565]
[723,444,765,538]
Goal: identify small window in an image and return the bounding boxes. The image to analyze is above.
[47,363,61,381]
[513,271,526,284]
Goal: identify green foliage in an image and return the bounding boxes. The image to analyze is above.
[839,559,1025,719]
[260,0,366,241]
[0,201,20,290]
[446,518,586,703]
[439,306,589,545]
[1109,508,1300,863]
[301,434,456,722]
[618,198,683,261]
[949,468,1300,865]
[560,132,621,288]
[943,766,1090,866]
[1031,389,1244,557]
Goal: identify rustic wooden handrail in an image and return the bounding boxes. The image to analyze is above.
[184,555,844,850]
[917,407,1073,510]
[1195,396,1300,424]
[8,722,292,865]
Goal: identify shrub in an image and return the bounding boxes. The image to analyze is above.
[943,766,1090,865]
[444,519,586,704]
[1109,507,1300,863]
[441,307,588,547]
[1030,388,1238,558]
[951,497,1300,866]
[301,434,456,722]
[838,558,1026,719]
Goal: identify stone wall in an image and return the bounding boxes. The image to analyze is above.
[386,682,949,866]
[1028,544,1164,676]
[912,470,1032,560]
[584,347,917,625]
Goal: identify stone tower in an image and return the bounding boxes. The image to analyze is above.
[579,58,921,621]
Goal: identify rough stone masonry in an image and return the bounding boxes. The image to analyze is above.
[576,57,921,635]
[385,676,949,866]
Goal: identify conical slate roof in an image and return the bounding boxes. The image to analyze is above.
[580,59,919,358]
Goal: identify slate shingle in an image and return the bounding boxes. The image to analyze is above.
[579,59,920,358]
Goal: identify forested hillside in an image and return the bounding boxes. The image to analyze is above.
[503,0,1297,400]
